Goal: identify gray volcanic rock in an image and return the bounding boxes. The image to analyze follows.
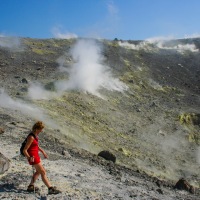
[0,153,10,174]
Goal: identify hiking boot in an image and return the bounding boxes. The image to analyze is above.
[27,184,39,192]
[48,186,61,195]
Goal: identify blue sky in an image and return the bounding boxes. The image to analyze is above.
[1,0,200,40]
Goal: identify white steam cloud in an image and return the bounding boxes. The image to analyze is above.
[0,89,58,129]
[28,39,127,99]
[0,35,22,50]
[118,41,150,51]
[146,36,199,52]
[56,54,72,73]
[145,36,175,43]
[148,79,164,91]
[119,36,199,53]
[56,39,127,97]
[184,33,200,39]
[52,27,77,39]
[28,82,58,100]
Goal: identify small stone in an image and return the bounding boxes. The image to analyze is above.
[21,78,28,84]
[156,188,163,194]
[0,128,5,134]
[62,150,71,158]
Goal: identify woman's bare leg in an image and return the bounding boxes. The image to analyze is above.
[29,170,40,185]
[34,163,52,188]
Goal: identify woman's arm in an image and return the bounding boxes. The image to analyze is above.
[39,146,48,158]
[23,136,34,161]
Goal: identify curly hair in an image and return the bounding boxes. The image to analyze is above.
[32,121,44,132]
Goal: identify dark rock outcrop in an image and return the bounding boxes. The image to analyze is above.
[174,178,195,194]
[98,150,116,163]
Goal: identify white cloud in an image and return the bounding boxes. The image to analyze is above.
[107,1,118,16]
[89,1,119,39]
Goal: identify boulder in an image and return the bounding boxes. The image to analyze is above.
[98,150,116,163]
[0,152,10,174]
[174,178,195,194]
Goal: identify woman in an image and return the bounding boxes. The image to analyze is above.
[23,121,61,194]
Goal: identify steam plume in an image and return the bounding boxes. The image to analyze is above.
[119,36,199,52]
[118,41,150,51]
[0,35,22,50]
[27,39,127,100]
[56,39,127,97]
[28,82,57,100]
[52,27,77,39]
[146,36,199,52]
[0,89,58,129]
[184,33,200,39]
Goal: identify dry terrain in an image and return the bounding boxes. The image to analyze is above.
[0,36,200,199]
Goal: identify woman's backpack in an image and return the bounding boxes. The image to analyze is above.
[20,132,36,156]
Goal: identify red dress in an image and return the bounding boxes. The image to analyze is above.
[27,135,40,165]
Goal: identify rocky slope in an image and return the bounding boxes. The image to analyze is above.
[0,36,200,199]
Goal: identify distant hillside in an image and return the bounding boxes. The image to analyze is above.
[0,36,200,185]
